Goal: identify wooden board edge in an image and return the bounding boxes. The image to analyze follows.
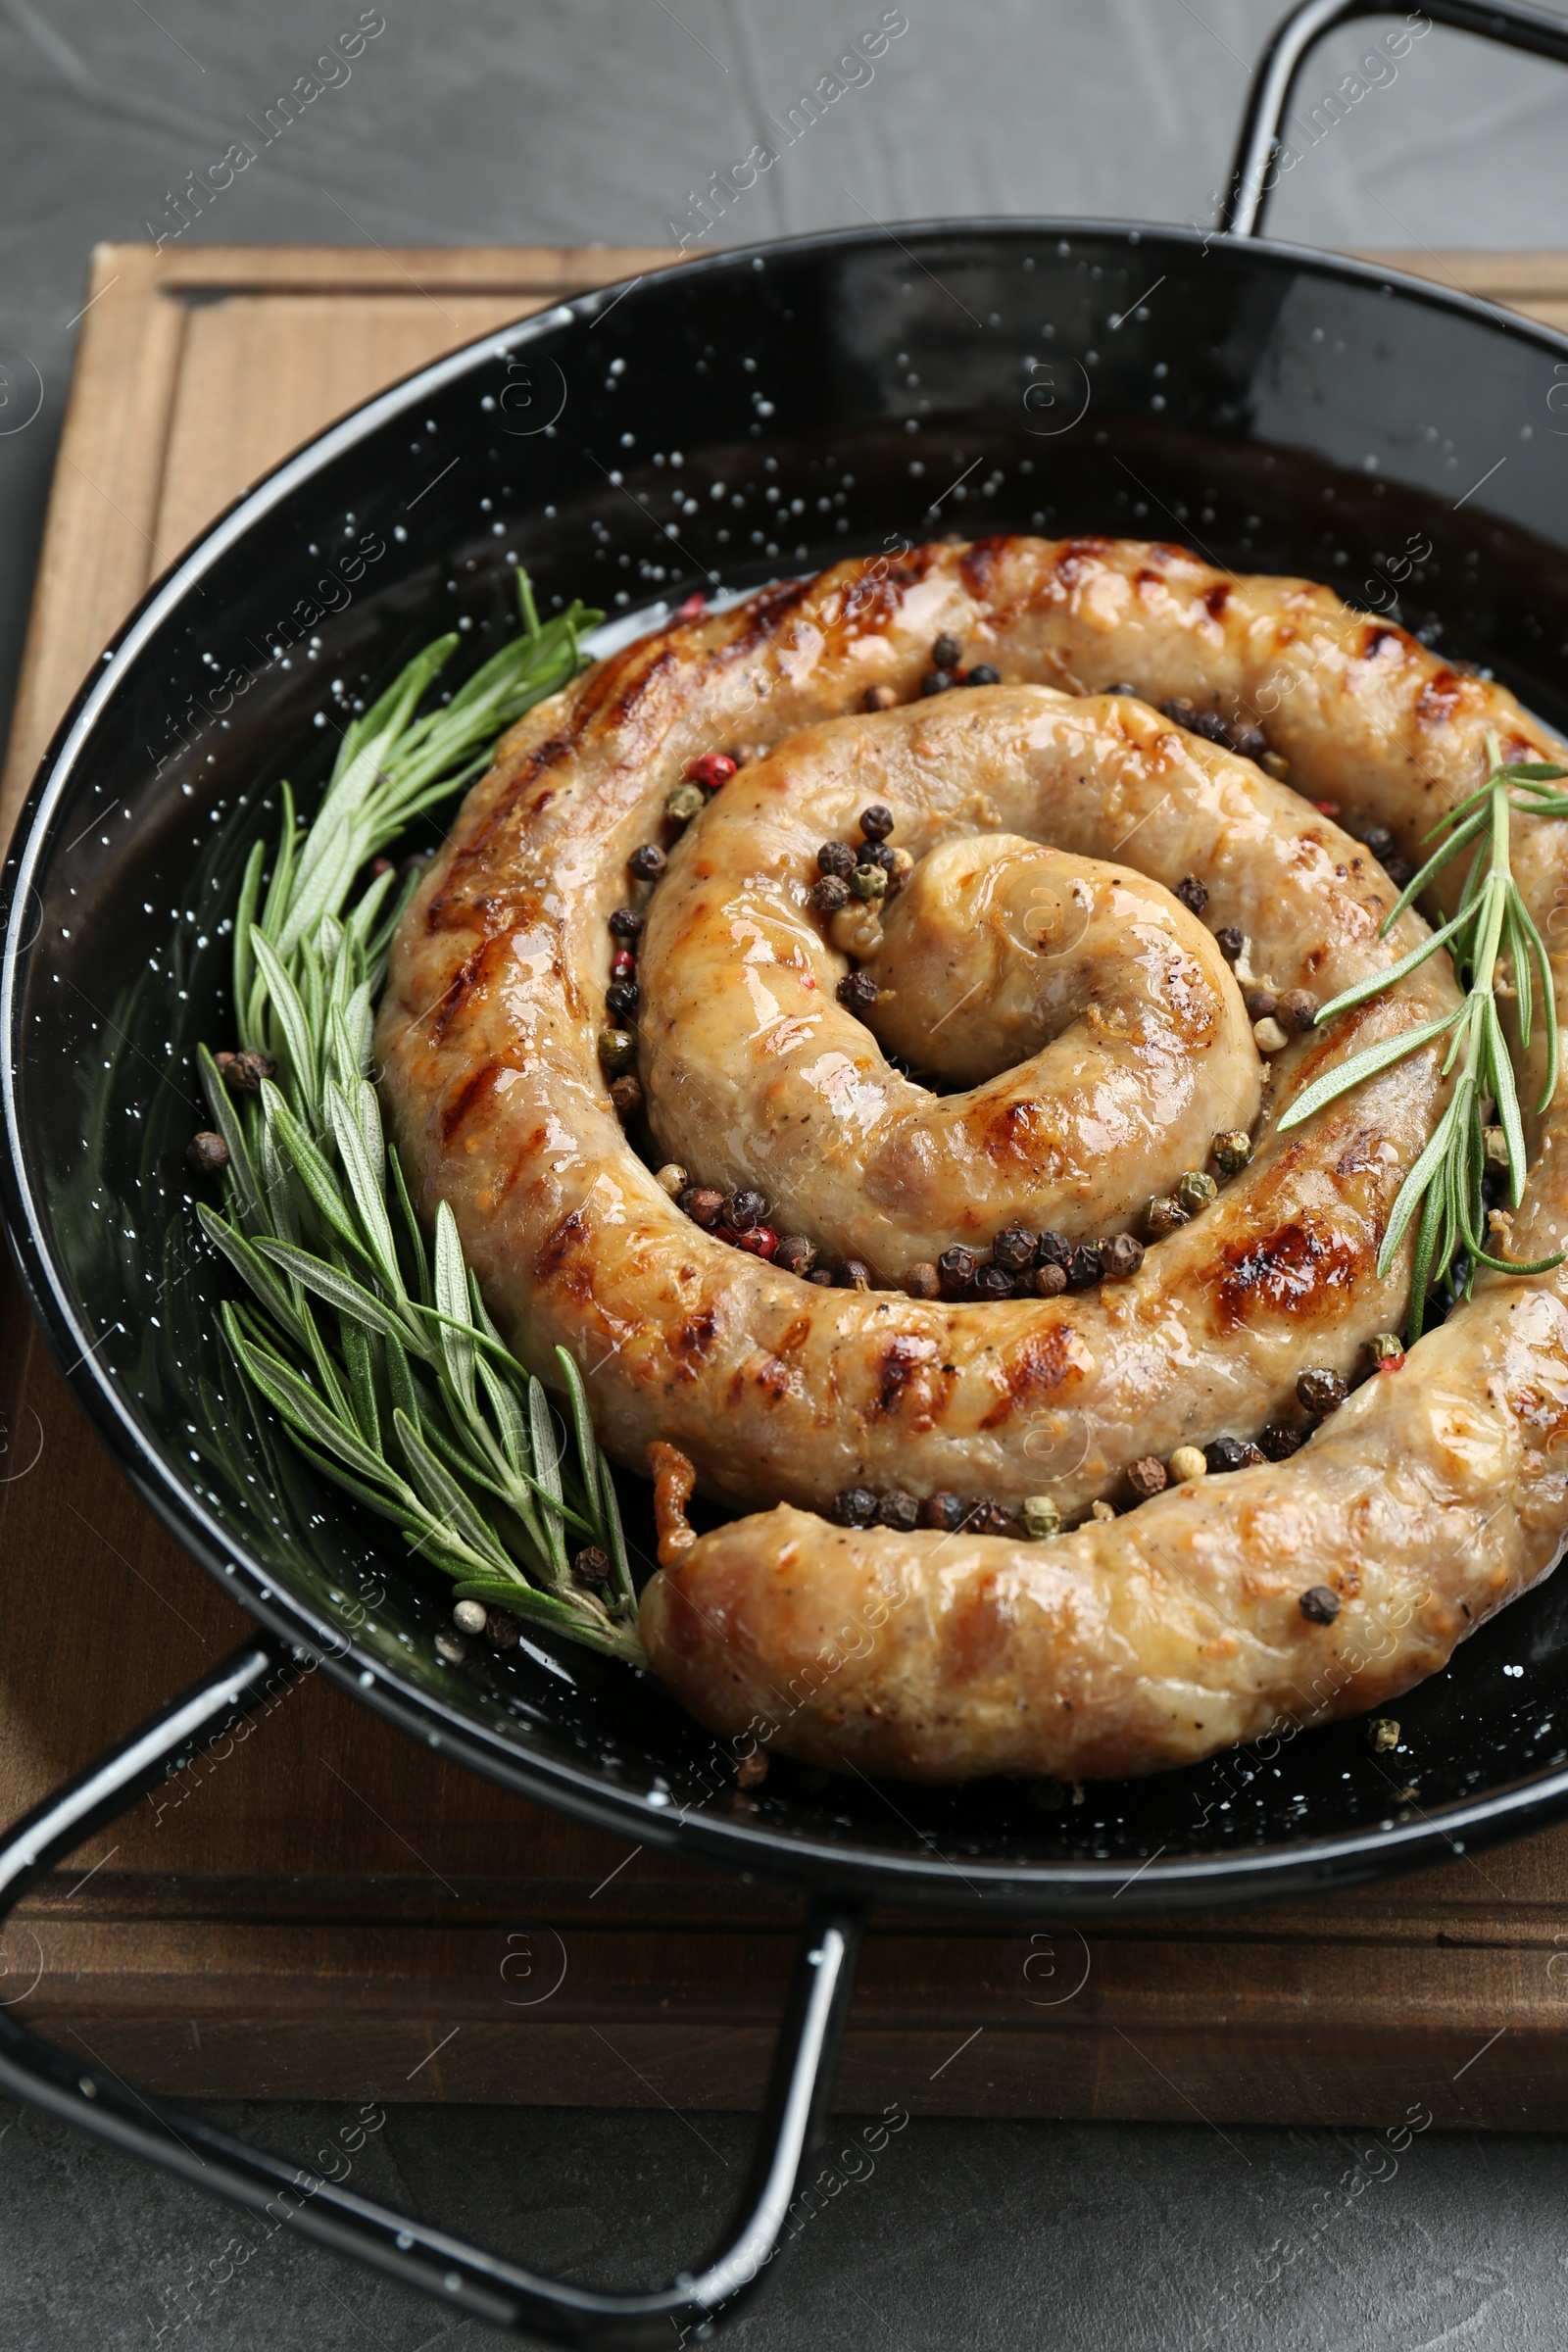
[98,240,685,295]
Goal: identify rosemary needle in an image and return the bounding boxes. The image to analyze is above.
[200,572,647,1664]
[1279,732,1566,1343]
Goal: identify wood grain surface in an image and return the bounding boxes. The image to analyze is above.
[5,241,1568,2127]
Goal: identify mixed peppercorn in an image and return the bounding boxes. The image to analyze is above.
[596,748,751,1121]
[821,1338,1397,1552]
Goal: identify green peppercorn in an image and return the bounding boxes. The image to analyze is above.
[1144,1195,1189,1240]
[850,863,889,902]
[1019,1494,1062,1541]
[597,1028,637,1075]
[1211,1130,1253,1178]
[665,781,706,823]
[1175,1169,1218,1217]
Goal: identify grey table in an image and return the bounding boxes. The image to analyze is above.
[6,3,1568,2345]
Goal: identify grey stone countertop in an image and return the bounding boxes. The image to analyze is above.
[6,3,1568,2345]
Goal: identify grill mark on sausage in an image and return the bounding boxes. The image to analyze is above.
[1212,1216,1367,1330]
[980,1323,1083,1429]
[440,1059,503,1143]
[1049,536,1113,593]
[428,938,504,1045]
[670,1306,719,1365]
[867,1332,941,1419]
[428,726,583,916]
[959,536,1020,601]
[534,1208,588,1283]
[1416,667,1464,726]
[722,575,816,662]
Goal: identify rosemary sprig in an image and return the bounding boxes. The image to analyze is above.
[1278,732,1566,1343]
[200,572,646,1665]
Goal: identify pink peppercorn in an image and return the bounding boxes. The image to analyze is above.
[610,948,636,981]
[674,592,707,621]
[687,753,737,789]
[1377,1350,1406,1375]
[732,1225,779,1259]
[1312,799,1341,817]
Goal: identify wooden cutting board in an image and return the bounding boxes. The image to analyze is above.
[6,240,1568,2132]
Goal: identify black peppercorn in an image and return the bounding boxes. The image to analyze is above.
[858,841,897,875]
[991,1226,1038,1272]
[215,1048,276,1092]
[1245,987,1278,1022]
[606,979,640,1020]
[1161,697,1199,728]
[1175,874,1208,915]
[1065,1244,1103,1290]
[1360,825,1396,863]
[609,906,645,939]
[1203,1436,1248,1475]
[920,668,954,696]
[973,1264,1015,1301]
[932,633,963,669]
[1230,722,1269,761]
[837,1259,872,1291]
[1215,925,1245,963]
[1100,1233,1145,1281]
[965,662,1001,686]
[809,875,850,913]
[917,1492,964,1532]
[837,971,880,1014]
[1385,856,1415,889]
[726,1189,769,1231]
[628,843,666,881]
[807,1268,835,1286]
[905,1261,940,1298]
[1297,1366,1348,1415]
[609,1074,643,1119]
[572,1544,611,1592]
[833,1488,878,1528]
[774,1234,817,1277]
[677,1185,726,1229]
[877,1490,920,1532]
[1258,1424,1304,1461]
[937,1245,977,1298]
[1035,1230,1072,1271]
[964,1497,1012,1537]
[1298,1585,1342,1625]
[1028,1262,1068,1298]
[817,840,858,879]
[858,803,895,842]
[186,1130,230,1177]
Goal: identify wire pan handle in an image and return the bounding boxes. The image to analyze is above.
[1222,0,1568,238]
[0,1636,863,2344]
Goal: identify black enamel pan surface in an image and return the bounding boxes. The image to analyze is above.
[7,1,1568,2336]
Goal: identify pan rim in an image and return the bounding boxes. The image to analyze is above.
[8,214,1568,1911]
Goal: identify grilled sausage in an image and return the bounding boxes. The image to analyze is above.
[380,535,1568,1779]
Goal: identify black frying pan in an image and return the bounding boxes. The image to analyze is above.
[4,2,1568,2338]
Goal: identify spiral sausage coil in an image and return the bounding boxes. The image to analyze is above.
[380,537,1568,1782]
